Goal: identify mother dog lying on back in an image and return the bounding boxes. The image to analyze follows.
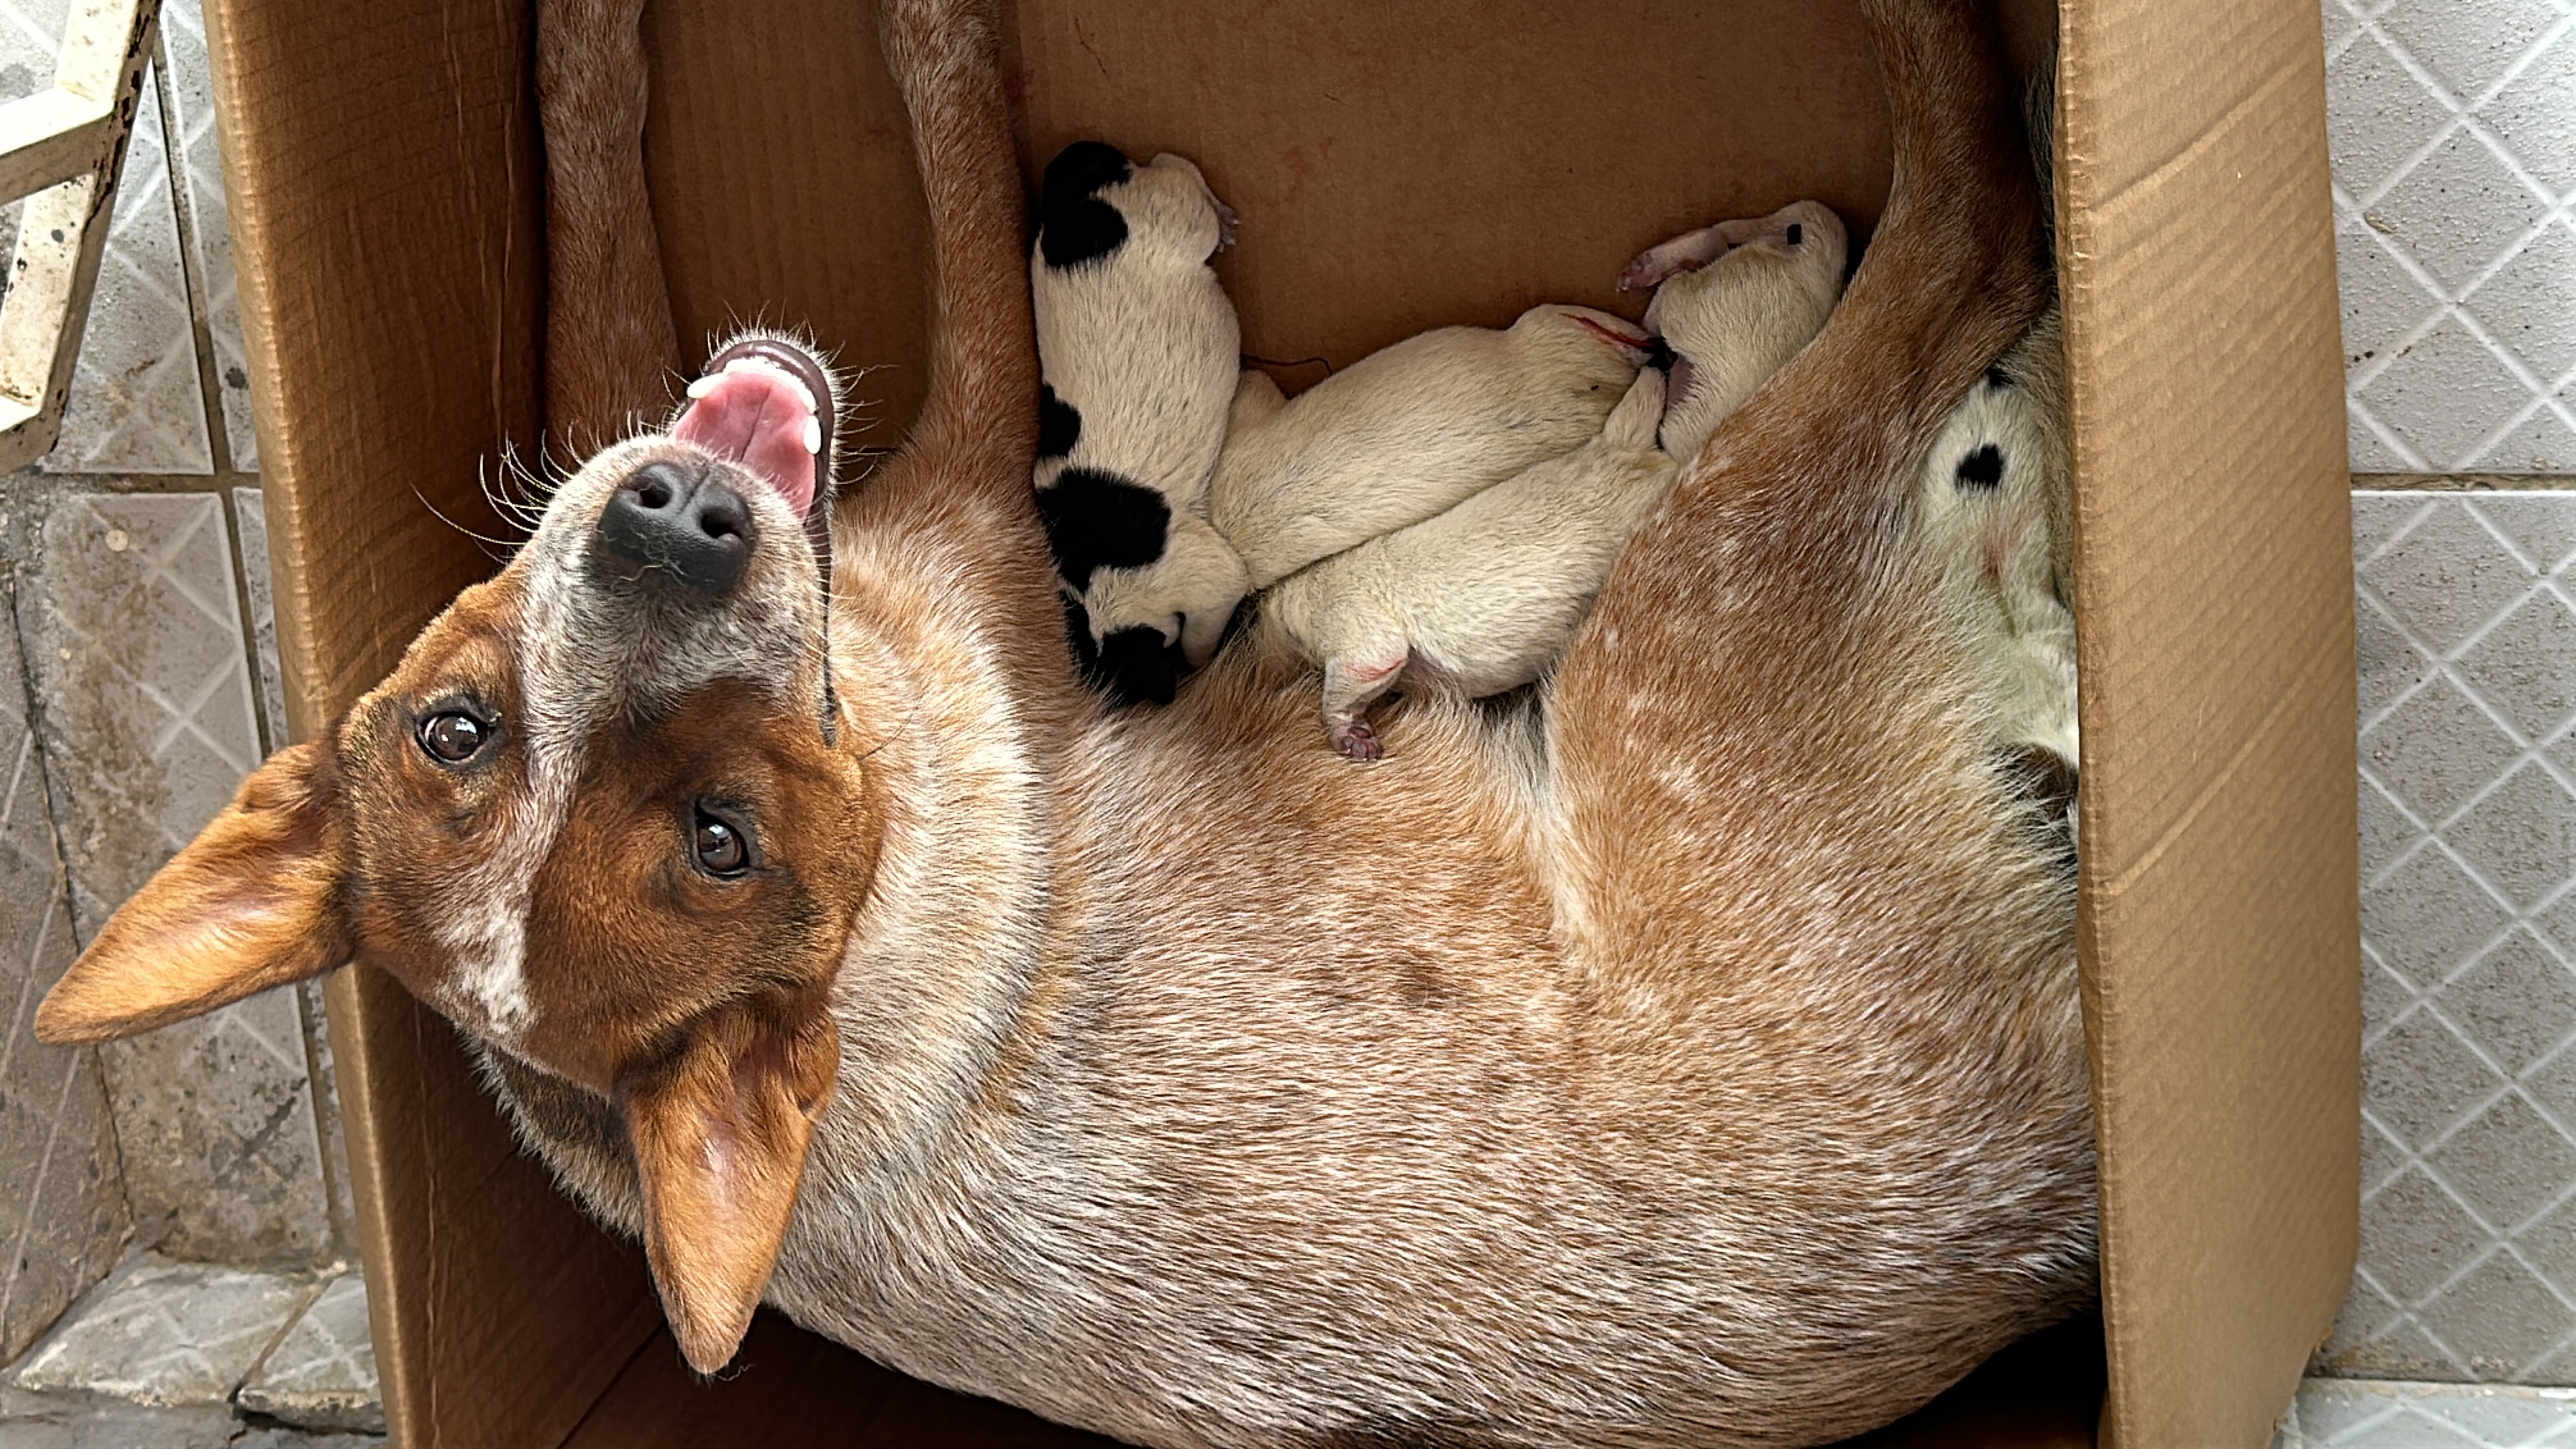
[32,0,2091,1443]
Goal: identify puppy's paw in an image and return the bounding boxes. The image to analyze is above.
[1330,721,1384,762]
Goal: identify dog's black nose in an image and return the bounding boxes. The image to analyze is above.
[597,460,753,595]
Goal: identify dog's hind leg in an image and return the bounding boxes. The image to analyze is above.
[535,0,684,454]
[1546,0,2055,964]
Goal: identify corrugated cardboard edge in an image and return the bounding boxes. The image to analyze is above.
[2059,0,2360,1444]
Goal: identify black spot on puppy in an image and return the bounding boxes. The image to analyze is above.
[1984,364,2014,390]
[1784,222,1803,246]
[1955,443,2006,491]
[1093,625,1185,707]
[1035,467,1169,590]
[1039,141,1132,270]
[1038,384,1081,460]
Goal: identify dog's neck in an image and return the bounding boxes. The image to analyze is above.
[814,523,1061,1172]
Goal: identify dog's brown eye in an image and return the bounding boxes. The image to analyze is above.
[418,710,490,764]
[693,809,749,876]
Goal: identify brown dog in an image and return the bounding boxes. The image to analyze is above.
[32,0,2089,1443]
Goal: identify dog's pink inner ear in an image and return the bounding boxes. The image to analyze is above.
[34,742,354,1044]
[621,990,839,1375]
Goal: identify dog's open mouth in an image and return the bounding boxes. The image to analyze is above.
[675,339,835,523]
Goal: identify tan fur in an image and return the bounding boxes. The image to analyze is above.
[537,0,684,451]
[36,1,2091,1444]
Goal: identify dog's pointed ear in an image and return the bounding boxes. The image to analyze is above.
[621,989,839,1373]
[36,742,352,1044]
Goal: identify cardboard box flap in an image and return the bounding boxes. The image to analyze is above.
[2058,0,2360,1443]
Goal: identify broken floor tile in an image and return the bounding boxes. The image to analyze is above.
[7,1257,315,1407]
[234,1270,377,1434]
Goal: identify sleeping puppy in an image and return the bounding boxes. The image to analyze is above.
[1621,199,1851,460]
[1915,305,2079,828]
[1262,370,1676,759]
[1262,203,1848,759]
[1208,303,1654,589]
[1032,141,1250,705]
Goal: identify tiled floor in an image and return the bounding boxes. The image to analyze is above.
[1,1256,379,1447]
[2325,0,2576,473]
[2331,491,2576,1381]
[2277,1378,2576,1448]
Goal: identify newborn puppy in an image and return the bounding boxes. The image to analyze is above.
[1260,370,1674,759]
[1914,305,2078,792]
[1260,204,1847,761]
[1620,199,1850,460]
[1031,140,1250,704]
[1209,303,1654,589]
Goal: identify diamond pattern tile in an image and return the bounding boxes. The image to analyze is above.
[0,580,123,1363]
[2333,492,2576,1385]
[160,0,256,471]
[17,490,332,1265]
[9,1256,315,1405]
[2328,0,2576,473]
[35,63,213,476]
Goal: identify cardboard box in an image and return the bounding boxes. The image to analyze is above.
[200,0,2357,1442]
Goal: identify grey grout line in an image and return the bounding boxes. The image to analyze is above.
[2357,476,2576,492]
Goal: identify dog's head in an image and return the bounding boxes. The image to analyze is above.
[34,333,875,1373]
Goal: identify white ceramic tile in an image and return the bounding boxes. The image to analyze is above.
[2332,492,2576,1383]
[0,584,122,1362]
[2327,0,2576,474]
[158,0,254,472]
[2275,1378,2576,1448]
[235,1271,380,1434]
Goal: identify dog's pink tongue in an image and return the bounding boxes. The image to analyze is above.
[674,364,818,516]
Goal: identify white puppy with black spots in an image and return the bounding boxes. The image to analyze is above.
[1031,140,1250,706]
[1914,305,2078,824]
[1209,303,1657,592]
[1261,202,1849,759]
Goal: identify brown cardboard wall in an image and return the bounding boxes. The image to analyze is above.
[199,0,666,1440]
[2058,0,2360,1444]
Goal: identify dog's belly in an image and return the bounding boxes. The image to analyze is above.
[747,662,2096,1449]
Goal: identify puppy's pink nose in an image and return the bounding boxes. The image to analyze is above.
[597,459,754,596]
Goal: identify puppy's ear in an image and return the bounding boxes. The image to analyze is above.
[36,743,352,1044]
[621,989,839,1373]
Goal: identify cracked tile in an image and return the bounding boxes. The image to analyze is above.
[0,579,122,1361]
[235,1271,378,1435]
[8,1257,314,1407]
[15,490,330,1265]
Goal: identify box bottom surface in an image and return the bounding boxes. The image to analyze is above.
[557,1309,2105,1447]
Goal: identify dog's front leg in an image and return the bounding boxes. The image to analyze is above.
[535,0,683,452]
